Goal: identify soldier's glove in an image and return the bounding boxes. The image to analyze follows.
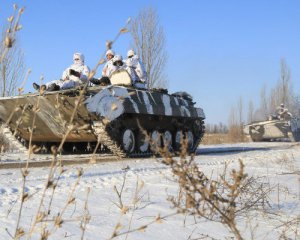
[69,69,81,78]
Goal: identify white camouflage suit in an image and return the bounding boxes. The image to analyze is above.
[125,55,147,85]
[101,59,116,77]
[46,53,90,89]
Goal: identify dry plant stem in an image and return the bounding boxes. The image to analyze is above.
[1,6,25,63]
[9,58,32,240]
[11,96,34,240]
[26,155,58,239]
[18,69,32,95]
[0,101,29,150]
[80,187,91,240]
[161,143,245,240]
[125,177,140,240]
[0,47,9,64]
[45,166,66,215]
[14,16,130,240]
[110,212,177,239]
[0,68,32,138]
[46,168,83,234]
[113,173,127,209]
[110,177,161,240]
[13,169,28,239]
[15,82,43,237]
[7,67,33,240]
[26,91,43,164]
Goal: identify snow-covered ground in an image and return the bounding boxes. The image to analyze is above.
[0,142,299,239]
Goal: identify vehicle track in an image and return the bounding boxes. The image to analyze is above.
[0,125,27,153]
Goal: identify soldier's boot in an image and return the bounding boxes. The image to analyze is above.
[33,83,47,91]
[33,83,40,90]
[90,78,101,85]
[99,76,111,85]
[90,77,111,85]
[47,83,60,91]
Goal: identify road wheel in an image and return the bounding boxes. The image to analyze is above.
[187,131,194,151]
[121,129,136,153]
[174,130,183,151]
[137,130,149,153]
[163,130,173,152]
[151,130,162,153]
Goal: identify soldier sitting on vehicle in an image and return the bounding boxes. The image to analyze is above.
[91,52,147,89]
[125,49,147,88]
[89,49,116,86]
[33,53,90,91]
[90,50,126,85]
[277,103,293,120]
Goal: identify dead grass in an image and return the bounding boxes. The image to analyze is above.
[202,133,250,145]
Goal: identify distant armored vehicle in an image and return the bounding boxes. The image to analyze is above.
[0,70,205,157]
[244,117,300,142]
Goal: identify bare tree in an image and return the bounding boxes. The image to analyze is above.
[267,58,295,115]
[279,58,292,106]
[130,7,168,89]
[238,96,243,125]
[249,58,298,120]
[291,95,300,117]
[0,29,25,96]
[259,84,268,120]
[247,100,254,123]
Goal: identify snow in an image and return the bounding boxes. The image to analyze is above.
[0,142,299,239]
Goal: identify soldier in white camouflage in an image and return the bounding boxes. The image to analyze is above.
[90,49,116,86]
[33,53,90,91]
[277,103,292,120]
[125,49,147,88]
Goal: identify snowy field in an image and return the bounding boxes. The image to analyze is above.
[0,142,299,239]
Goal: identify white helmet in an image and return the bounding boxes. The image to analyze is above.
[106,49,115,56]
[113,55,123,66]
[73,52,84,62]
[127,49,135,57]
[113,54,123,62]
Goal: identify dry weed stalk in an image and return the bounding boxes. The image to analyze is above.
[13,74,47,239]
[110,211,176,240]
[124,177,146,240]
[109,172,177,239]
[1,4,25,63]
[159,138,273,240]
[80,187,91,240]
[5,14,133,240]
[110,175,144,239]
[112,172,128,210]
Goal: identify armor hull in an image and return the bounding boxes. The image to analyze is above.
[244,119,300,142]
[0,85,205,157]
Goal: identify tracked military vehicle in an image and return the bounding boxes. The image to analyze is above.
[0,70,205,157]
[244,117,300,142]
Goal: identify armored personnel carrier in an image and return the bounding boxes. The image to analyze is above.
[244,117,300,142]
[0,70,205,157]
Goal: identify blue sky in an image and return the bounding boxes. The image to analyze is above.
[1,0,300,124]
